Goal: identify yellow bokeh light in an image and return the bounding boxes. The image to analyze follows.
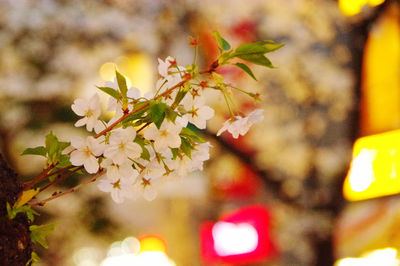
[99,52,154,95]
[139,236,167,254]
[344,130,400,201]
[339,0,386,16]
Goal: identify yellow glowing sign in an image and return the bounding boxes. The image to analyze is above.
[339,0,386,16]
[360,4,400,136]
[344,130,400,201]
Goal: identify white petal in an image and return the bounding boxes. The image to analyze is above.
[98,179,113,192]
[112,150,128,165]
[143,124,159,141]
[107,165,120,180]
[123,127,137,142]
[74,117,87,128]
[86,117,97,132]
[70,136,85,149]
[87,137,105,156]
[111,190,124,203]
[94,120,106,134]
[104,145,120,159]
[70,150,85,166]
[199,106,214,121]
[127,87,141,99]
[125,142,142,160]
[216,121,230,136]
[143,187,157,201]
[71,99,87,116]
[84,156,99,174]
[168,134,181,148]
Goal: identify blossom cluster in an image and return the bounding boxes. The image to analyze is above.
[68,56,263,203]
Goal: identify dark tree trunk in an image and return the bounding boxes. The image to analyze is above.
[0,154,33,265]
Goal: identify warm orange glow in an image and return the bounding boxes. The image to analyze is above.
[360,4,400,135]
[339,0,386,16]
[139,235,167,254]
[344,130,400,201]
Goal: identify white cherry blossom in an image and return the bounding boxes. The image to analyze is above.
[104,127,142,165]
[70,136,105,174]
[190,142,211,171]
[100,158,138,183]
[143,120,183,151]
[97,176,134,203]
[217,109,264,138]
[182,95,214,129]
[157,56,174,78]
[132,159,165,201]
[71,94,101,132]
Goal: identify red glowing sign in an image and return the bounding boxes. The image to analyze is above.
[200,205,274,264]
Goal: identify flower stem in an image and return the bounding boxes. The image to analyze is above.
[222,87,235,118]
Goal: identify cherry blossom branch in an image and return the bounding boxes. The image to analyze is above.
[94,63,219,139]
[38,166,83,193]
[30,170,105,207]
[94,77,191,139]
[23,165,55,191]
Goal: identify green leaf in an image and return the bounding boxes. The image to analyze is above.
[96,86,120,100]
[171,148,179,160]
[149,101,167,129]
[180,137,193,159]
[57,154,71,168]
[45,131,59,163]
[21,146,47,157]
[212,31,231,51]
[234,63,257,81]
[30,223,57,249]
[26,251,40,266]
[234,42,269,56]
[180,127,206,144]
[7,203,40,222]
[115,70,128,98]
[59,141,70,152]
[263,41,285,53]
[172,90,188,107]
[123,103,149,123]
[134,136,150,161]
[165,107,178,123]
[236,54,274,68]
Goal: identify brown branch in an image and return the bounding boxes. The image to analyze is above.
[30,170,105,207]
[38,166,83,193]
[22,165,55,191]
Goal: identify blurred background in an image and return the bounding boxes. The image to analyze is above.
[0,0,399,265]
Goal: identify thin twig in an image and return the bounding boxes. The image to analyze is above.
[30,170,105,207]
[38,166,83,193]
[23,165,55,191]
[137,122,152,133]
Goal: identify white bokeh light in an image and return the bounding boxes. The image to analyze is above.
[348,149,376,192]
[212,221,258,256]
